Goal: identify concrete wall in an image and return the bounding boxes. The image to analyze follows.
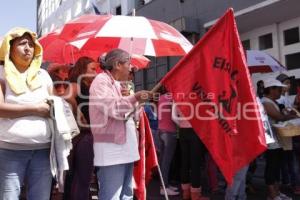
[37,0,135,36]
[240,16,300,67]
[133,0,267,90]
[136,0,265,24]
[134,0,300,90]
[37,0,300,90]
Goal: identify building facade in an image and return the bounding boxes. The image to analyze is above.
[133,0,300,90]
[37,0,300,90]
[37,0,136,36]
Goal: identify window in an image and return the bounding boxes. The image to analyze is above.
[133,57,171,90]
[285,52,300,70]
[242,40,251,50]
[134,70,144,91]
[284,27,299,45]
[189,33,200,45]
[116,5,121,15]
[74,1,82,16]
[289,78,299,95]
[259,33,273,50]
[139,0,145,5]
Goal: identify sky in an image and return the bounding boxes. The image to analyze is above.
[0,0,37,36]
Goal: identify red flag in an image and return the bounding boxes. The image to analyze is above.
[134,110,158,200]
[160,8,266,184]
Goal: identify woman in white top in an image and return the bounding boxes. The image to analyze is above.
[89,49,152,200]
[276,73,300,194]
[261,78,296,200]
[0,28,53,200]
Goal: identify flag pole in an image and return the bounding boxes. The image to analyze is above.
[150,81,168,200]
[157,163,169,200]
[151,82,162,93]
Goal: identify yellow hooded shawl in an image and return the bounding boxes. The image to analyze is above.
[0,27,43,95]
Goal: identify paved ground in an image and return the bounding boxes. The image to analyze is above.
[146,157,300,200]
[24,157,300,200]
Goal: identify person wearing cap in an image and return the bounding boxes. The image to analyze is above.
[261,78,296,200]
[0,28,53,199]
[276,73,295,111]
[276,73,300,194]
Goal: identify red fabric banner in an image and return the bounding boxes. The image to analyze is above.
[134,110,158,199]
[160,8,266,184]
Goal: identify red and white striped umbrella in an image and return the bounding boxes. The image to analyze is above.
[130,54,150,69]
[98,52,150,70]
[39,29,83,64]
[68,15,193,57]
[39,31,150,69]
[247,50,286,73]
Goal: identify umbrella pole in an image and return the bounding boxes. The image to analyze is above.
[129,37,133,56]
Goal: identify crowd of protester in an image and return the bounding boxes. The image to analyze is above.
[1,27,300,200]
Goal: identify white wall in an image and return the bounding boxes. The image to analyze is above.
[240,24,280,61]
[240,16,300,66]
[39,0,89,35]
[278,16,300,65]
[241,16,300,96]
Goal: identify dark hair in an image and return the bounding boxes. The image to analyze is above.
[69,56,95,83]
[257,80,264,87]
[9,32,33,47]
[256,80,264,98]
[9,33,34,61]
[49,72,63,82]
[99,48,130,71]
[50,73,68,89]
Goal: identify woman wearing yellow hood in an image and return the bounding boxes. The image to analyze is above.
[0,28,53,200]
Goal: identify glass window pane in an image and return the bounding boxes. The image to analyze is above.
[242,39,251,50]
[285,52,300,70]
[284,27,299,45]
[259,33,273,50]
